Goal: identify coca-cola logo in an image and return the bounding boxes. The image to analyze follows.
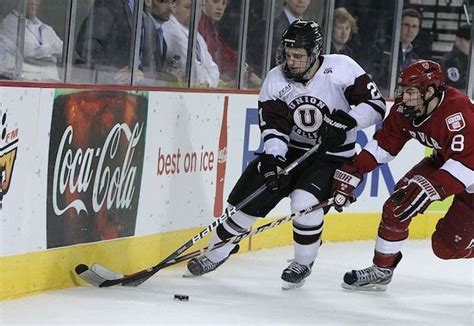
[46,90,148,248]
[217,146,227,164]
[52,122,143,216]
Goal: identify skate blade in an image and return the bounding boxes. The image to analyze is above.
[282,280,305,290]
[341,282,387,292]
[182,270,200,278]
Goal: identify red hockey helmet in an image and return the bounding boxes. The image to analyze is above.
[398,60,445,91]
[396,60,445,121]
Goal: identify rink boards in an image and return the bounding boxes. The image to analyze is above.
[0,85,449,299]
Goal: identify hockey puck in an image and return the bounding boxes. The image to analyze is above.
[174,294,189,301]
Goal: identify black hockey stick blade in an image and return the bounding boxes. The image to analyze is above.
[75,263,125,287]
[75,244,241,288]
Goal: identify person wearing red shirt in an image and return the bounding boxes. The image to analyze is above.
[331,60,474,291]
[198,0,261,88]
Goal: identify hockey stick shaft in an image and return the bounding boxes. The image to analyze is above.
[111,143,321,287]
[77,197,334,287]
[168,196,335,265]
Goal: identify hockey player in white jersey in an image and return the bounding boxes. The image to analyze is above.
[186,20,386,289]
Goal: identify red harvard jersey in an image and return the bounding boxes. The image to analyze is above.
[362,87,474,194]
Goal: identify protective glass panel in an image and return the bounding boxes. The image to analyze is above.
[404,0,473,94]
[0,0,66,82]
[270,0,325,70]
[139,0,187,87]
[161,0,218,88]
[240,0,268,90]
[69,0,138,85]
[199,0,240,89]
[334,0,397,97]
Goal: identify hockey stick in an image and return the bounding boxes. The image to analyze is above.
[75,143,321,287]
[76,197,334,287]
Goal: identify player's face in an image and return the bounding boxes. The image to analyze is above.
[332,21,351,45]
[397,86,425,118]
[203,0,228,23]
[285,47,310,75]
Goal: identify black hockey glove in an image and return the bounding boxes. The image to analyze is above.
[259,154,289,192]
[319,110,358,150]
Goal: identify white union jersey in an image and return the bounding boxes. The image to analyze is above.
[258,54,386,158]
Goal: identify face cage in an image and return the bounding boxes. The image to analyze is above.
[394,85,428,120]
[276,44,319,81]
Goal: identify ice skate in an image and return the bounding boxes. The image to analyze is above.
[281,261,313,290]
[341,265,395,291]
[184,244,240,277]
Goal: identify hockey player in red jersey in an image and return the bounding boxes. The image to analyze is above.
[185,20,386,289]
[331,60,474,291]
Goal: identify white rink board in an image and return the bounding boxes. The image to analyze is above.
[1,85,424,256]
[0,87,54,255]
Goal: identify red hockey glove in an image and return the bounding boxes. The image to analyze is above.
[331,163,363,212]
[259,154,289,192]
[391,175,445,222]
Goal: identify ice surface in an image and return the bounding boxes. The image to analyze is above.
[1,240,473,325]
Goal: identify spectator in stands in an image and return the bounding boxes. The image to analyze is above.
[439,23,471,92]
[142,0,182,86]
[0,33,22,80]
[199,0,261,88]
[75,0,136,83]
[163,0,219,88]
[271,0,311,67]
[367,8,422,93]
[0,0,63,81]
[330,7,358,57]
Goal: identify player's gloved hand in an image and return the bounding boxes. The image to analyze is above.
[259,154,289,192]
[319,110,358,149]
[331,163,363,212]
[390,175,445,222]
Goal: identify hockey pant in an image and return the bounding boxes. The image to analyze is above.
[205,189,324,266]
[373,157,474,268]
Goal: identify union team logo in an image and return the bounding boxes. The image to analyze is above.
[288,96,329,140]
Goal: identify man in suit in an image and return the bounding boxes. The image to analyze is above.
[76,0,136,83]
[271,0,310,68]
[142,0,181,85]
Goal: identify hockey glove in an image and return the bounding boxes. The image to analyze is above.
[259,154,289,192]
[331,163,362,212]
[319,110,358,150]
[391,175,445,222]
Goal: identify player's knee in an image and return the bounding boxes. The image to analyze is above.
[377,199,410,240]
[216,210,256,241]
[292,192,324,245]
[230,209,257,230]
[381,199,411,227]
[290,189,317,212]
[431,231,458,260]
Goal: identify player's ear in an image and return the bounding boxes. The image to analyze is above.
[426,86,436,98]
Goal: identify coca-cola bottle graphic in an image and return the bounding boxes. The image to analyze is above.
[213,96,228,217]
[46,90,148,248]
